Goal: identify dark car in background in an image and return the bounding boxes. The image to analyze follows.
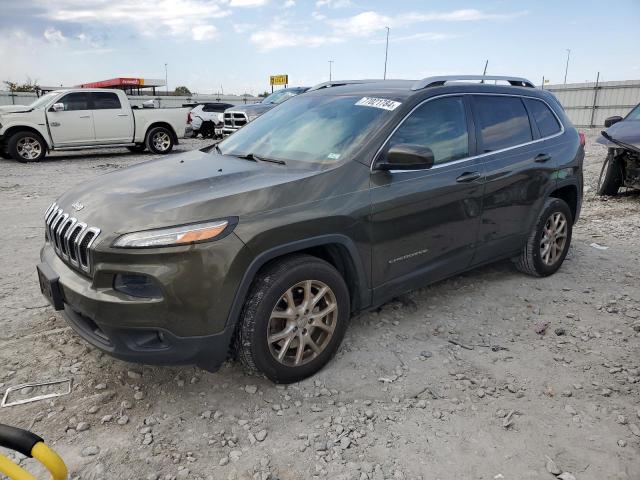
[37,75,583,383]
[596,102,640,195]
[222,87,308,135]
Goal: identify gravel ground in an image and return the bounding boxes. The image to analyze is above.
[0,130,638,480]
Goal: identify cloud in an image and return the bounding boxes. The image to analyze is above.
[43,27,67,44]
[370,32,457,44]
[250,27,342,51]
[34,0,231,41]
[233,23,256,33]
[228,0,268,6]
[315,0,352,8]
[329,9,527,37]
[283,0,295,7]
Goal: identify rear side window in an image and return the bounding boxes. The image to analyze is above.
[203,104,224,112]
[474,96,532,152]
[92,92,121,110]
[525,98,562,137]
[58,92,90,111]
[388,96,469,165]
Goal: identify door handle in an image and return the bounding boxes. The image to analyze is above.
[79,115,90,119]
[456,171,481,183]
[50,122,60,127]
[117,114,128,117]
[534,153,551,163]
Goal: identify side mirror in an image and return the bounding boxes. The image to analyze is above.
[604,116,623,128]
[50,103,64,112]
[377,144,435,171]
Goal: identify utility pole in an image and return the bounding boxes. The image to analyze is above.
[563,49,570,85]
[328,60,334,81]
[383,26,390,80]
[164,63,168,95]
[481,59,488,83]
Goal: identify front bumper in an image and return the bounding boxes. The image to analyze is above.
[38,233,249,371]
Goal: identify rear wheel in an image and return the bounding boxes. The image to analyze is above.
[516,197,573,277]
[8,131,46,162]
[145,126,174,154]
[597,151,623,196]
[235,254,350,383]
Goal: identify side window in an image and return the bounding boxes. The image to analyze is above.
[58,92,90,111]
[474,96,532,152]
[524,98,561,137]
[387,96,469,165]
[202,104,215,112]
[92,92,121,110]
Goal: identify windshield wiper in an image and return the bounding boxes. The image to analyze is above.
[236,152,286,165]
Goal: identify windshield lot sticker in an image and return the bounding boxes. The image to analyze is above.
[327,153,341,160]
[355,97,401,111]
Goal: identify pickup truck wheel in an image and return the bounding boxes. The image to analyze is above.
[597,151,623,196]
[127,145,146,153]
[8,132,46,162]
[235,254,350,383]
[0,149,10,159]
[516,198,573,277]
[146,126,174,154]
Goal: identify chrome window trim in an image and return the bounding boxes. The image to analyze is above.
[370,92,565,174]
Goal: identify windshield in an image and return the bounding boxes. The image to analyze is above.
[218,95,396,164]
[261,89,301,105]
[27,92,58,110]
[626,104,640,121]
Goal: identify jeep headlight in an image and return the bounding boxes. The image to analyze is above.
[113,219,233,248]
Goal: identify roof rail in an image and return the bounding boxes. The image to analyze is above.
[308,79,387,92]
[411,75,535,91]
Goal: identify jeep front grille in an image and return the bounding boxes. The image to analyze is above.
[44,203,100,274]
[223,111,248,131]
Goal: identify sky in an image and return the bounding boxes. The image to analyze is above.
[1,0,639,95]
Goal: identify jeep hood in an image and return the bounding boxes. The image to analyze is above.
[597,120,640,150]
[54,149,346,240]
[226,103,273,116]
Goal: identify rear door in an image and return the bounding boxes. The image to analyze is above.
[47,92,95,146]
[91,92,133,143]
[470,94,557,264]
[370,95,485,302]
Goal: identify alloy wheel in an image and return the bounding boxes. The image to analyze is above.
[540,211,568,265]
[16,137,42,160]
[267,280,338,367]
[152,132,171,152]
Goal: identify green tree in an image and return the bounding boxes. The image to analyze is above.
[3,77,40,93]
[174,86,192,96]
[258,91,269,98]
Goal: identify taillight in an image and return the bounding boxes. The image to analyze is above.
[579,132,586,147]
[187,112,192,124]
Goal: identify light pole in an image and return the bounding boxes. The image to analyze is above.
[563,49,570,85]
[164,63,168,94]
[383,26,390,79]
[328,60,334,81]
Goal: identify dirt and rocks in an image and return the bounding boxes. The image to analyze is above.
[0,130,638,480]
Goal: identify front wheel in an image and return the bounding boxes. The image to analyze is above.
[145,126,174,154]
[516,198,573,277]
[235,254,350,383]
[8,131,46,162]
[597,152,623,196]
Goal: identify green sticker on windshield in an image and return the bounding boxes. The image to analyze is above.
[355,97,401,111]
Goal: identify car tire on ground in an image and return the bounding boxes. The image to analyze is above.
[597,151,623,196]
[145,126,174,154]
[235,254,350,383]
[8,131,47,162]
[516,197,573,277]
[0,148,10,159]
[127,144,146,153]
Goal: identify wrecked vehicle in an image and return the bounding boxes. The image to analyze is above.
[596,103,640,195]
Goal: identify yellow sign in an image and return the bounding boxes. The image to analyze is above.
[270,75,289,86]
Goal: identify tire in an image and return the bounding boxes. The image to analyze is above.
[145,126,174,154]
[127,144,146,153]
[0,148,10,159]
[597,151,623,196]
[235,254,350,383]
[516,197,573,277]
[8,131,46,162]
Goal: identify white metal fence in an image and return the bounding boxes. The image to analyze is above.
[543,79,640,127]
[0,91,261,108]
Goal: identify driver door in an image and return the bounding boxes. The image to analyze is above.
[47,92,95,146]
[369,95,485,303]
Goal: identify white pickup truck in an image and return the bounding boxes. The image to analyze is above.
[0,89,190,162]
